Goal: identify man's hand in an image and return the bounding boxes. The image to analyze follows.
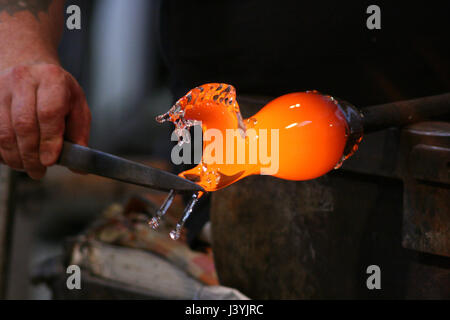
[0,63,91,179]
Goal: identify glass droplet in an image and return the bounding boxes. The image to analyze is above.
[168,191,200,241]
[149,189,175,230]
[169,228,181,240]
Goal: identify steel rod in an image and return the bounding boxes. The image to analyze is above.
[361,93,450,133]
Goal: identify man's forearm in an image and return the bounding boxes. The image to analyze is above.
[0,0,65,70]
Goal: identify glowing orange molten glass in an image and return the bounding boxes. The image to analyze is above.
[157,83,362,192]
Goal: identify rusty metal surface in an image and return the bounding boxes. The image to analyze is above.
[341,122,450,257]
[211,176,339,299]
[400,122,450,257]
[410,145,449,184]
[211,171,415,299]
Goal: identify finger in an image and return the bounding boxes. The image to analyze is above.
[0,94,23,170]
[36,79,69,166]
[66,76,91,146]
[67,91,90,177]
[11,80,46,180]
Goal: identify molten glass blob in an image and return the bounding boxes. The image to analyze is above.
[157,83,363,192]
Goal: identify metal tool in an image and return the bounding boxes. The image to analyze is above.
[57,141,204,192]
[361,92,450,133]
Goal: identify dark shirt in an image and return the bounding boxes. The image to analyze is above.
[160,0,449,107]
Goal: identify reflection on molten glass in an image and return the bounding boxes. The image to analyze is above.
[157,83,363,192]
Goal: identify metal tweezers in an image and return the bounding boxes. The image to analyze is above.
[58,141,204,193]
